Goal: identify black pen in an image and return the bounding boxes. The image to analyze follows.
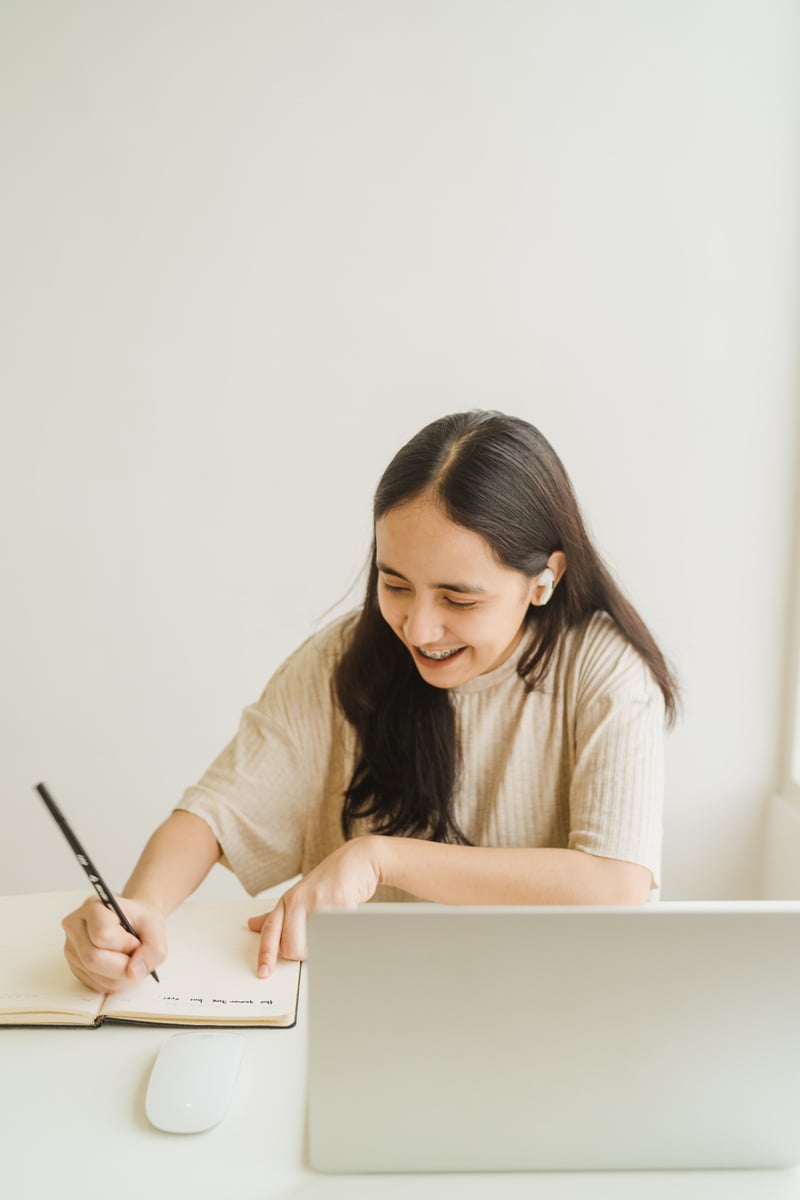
[34,782,160,983]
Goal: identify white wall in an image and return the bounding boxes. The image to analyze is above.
[2,0,798,900]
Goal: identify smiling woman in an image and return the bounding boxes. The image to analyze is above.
[61,411,678,993]
[376,497,555,682]
[334,411,677,852]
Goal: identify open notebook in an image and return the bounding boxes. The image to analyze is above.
[0,890,300,1028]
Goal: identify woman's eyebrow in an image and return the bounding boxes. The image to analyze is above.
[376,562,487,595]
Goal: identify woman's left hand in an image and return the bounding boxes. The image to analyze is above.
[247,835,384,979]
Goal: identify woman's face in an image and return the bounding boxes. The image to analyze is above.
[375,493,540,689]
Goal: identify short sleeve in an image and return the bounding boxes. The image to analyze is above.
[175,617,352,896]
[566,617,665,888]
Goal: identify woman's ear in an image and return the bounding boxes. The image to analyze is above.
[534,568,556,605]
[547,550,567,586]
[530,551,567,607]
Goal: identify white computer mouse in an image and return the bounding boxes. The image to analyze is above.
[145,1031,245,1133]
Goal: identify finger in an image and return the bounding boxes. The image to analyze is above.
[277,894,309,964]
[63,936,134,994]
[247,912,269,934]
[64,897,140,956]
[63,899,165,991]
[119,910,167,975]
[126,944,157,982]
[256,902,285,979]
[83,909,141,956]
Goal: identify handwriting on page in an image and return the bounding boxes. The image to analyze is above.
[159,995,274,1006]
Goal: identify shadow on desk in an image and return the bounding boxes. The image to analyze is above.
[273,1168,800,1200]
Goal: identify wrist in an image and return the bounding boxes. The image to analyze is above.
[121,883,168,914]
[370,833,400,891]
[359,833,385,890]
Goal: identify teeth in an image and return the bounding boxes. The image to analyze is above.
[419,647,462,660]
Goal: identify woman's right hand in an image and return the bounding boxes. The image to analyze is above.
[62,895,167,993]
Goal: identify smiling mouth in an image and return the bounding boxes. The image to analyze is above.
[416,646,466,661]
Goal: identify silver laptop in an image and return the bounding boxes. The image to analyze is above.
[307,902,800,1173]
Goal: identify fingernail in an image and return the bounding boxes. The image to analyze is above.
[132,959,147,979]
[257,963,271,979]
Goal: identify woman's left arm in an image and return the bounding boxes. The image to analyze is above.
[380,837,652,907]
[249,836,651,978]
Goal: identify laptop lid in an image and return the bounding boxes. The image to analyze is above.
[307,902,800,1173]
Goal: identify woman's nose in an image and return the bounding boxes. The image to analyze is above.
[403,598,445,646]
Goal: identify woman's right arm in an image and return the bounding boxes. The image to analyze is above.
[62,810,222,993]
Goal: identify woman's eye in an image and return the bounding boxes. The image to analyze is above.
[380,578,475,608]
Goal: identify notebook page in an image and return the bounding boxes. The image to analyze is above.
[0,890,104,1024]
[102,898,300,1025]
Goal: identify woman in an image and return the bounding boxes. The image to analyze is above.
[63,410,677,992]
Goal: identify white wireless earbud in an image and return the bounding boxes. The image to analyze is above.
[538,567,555,604]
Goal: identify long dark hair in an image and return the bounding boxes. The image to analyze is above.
[334,411,678,843]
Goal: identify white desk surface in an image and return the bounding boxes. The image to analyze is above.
[2,981,800,1200]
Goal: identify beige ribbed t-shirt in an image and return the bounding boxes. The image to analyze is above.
[176,609,665,899]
